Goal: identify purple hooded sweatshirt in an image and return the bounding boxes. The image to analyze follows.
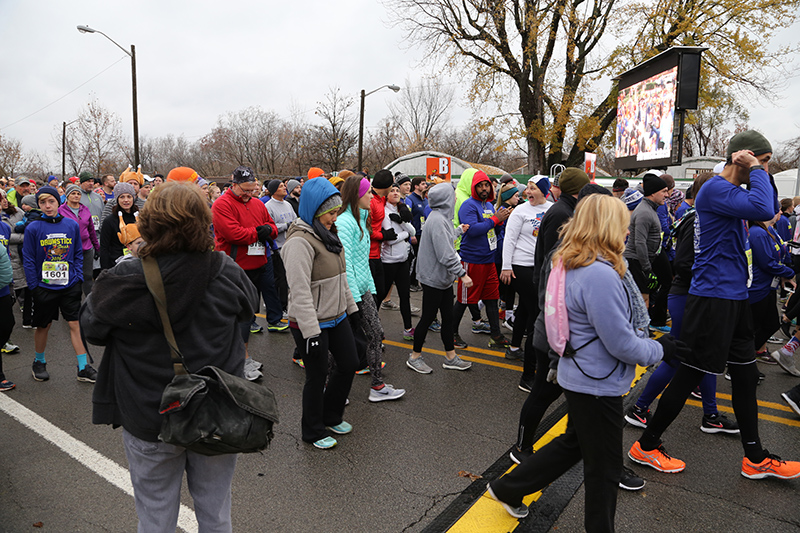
[58,202,99,252]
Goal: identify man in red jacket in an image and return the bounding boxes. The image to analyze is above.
[212,166,287,380]
[369,169,396,307]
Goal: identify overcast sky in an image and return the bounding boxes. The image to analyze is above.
[1,0,798,168]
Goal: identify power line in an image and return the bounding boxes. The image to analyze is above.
[0,56,127,131]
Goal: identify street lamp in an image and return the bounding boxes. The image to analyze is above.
[77,24,140,167]
[358,84,400,172]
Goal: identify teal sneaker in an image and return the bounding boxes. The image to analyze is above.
[326,421,353,435]
[313,436,338,449]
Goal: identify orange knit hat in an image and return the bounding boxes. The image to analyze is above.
[166,167,199,183]
[307,167,324,180]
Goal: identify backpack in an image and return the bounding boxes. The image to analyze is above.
[544,257,569,356]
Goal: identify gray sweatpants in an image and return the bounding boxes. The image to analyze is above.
[123,429,237,533]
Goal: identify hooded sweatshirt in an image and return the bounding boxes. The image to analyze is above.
[454,168,478,250]
[417,184,466,290]
[23,213,83,291]
[458,171,503,264]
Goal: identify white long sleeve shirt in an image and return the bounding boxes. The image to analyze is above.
[501,200,552,270]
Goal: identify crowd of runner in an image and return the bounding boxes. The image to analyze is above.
[1,129,799,531]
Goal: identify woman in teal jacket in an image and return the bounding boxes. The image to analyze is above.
[337,176,405,403]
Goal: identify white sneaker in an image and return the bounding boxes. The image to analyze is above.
[369,384,406,402]
[243,358,263,381]
[774,350,800,377]
[443,355,472,371]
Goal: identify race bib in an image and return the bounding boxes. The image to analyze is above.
[42,261,69,286]
[745,248,753,288]
[247,242,266,256]
[92,215,100,231]
[420,215,425,229]
[487,228,497,251]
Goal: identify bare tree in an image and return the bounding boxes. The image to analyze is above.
[64,99,126,178]
[389,76,454,151]
[313,87,357,171]
[0,134,24,177]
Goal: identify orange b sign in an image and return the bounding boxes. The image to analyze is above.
[426,157,451,181]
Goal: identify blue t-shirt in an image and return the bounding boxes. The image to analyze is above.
[405,192,428,237]
[690,170,778,300]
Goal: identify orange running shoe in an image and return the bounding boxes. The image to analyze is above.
[628,441,686,473]
[741,453,800,480]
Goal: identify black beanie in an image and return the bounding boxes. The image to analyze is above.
[578,183,613,201]
[372,169,394,189]
[267,179,282,195]
[642,174,668,197]
[726,130,772,159]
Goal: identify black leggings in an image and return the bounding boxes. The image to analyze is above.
[413,284,455,352]
[453,300,501,337]
[510,265,538,348]
[0,294,14,381]
[515,346,563,451]
[379,259,412,329]
[649,250,673,326]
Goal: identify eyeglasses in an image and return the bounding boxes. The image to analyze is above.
[235,183,259,194]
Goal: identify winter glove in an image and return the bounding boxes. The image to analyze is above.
[94,248,101,260]
[381,227,398,242]
[306,335,322,358]
[397,202,412,223]
[546,368,558,384]
[256,224,274,242]
[646,271,659,291]
[388,213,402,224]
[655,334,683,364]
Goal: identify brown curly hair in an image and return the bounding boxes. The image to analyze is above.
[137,182,213,259]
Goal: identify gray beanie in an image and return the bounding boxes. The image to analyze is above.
[65,184,82,199]
[21,194,38,209]
[286,179,301,196]
[113,182,136,199]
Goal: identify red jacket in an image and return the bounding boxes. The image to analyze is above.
[369,194,387,259]
[212,188,278,271]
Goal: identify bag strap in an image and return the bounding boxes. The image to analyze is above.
[141,256,188,376]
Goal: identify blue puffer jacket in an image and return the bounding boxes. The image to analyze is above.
[336,207,376,303]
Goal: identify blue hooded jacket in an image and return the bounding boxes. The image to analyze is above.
[298,178,339,225]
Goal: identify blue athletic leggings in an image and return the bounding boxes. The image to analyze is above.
[636,293,718,415]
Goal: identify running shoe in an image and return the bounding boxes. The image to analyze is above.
[409,284,423,292]
[502,319,515,332]
[505,346,523,361]
[267,322,289,333]
[755,351,778,364]
[690,387,702,400]
[774,350,800,377]
[624,404,651,429]
[700,413,739,434]
[443,355,472,371]
[31,360,49,382]
[486,482,529,519]
[471,321,492,334]
[619,466,646,491]
[768,336,783,344]
[509,446,533,465]
[243,358,263,381]
[406,355,433,374]
[292,358,305,369]
[518,378,534,393]
[2,342,19,354]
[453,334,468,349]
[411,306,421,317]
[781,320,793,338]
[22,323,33,329]
[428,319,441,332]
[249,320,263,334]
[741,452,800,480]
[380,300,400,310]
[649,324,671,334]
[368,384,406,402]
[781,387,800,416]
[489,335,510,348]
[0,379,16,392]
[403,328,415,341]
[77,365,98,383]
[313,436,337,449]
[326,421,353,435]
[628,442,685,473]
[355,362,386,375]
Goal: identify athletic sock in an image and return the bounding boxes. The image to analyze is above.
[35,352,46,364]
[783,336,800,354]
[76,353,88,370]
[372,383,385,391]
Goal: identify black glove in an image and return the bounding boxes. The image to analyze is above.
[389,213,402,224]
[256,224,274,242]
[674,338,692,362]
[646,271,659,291]
[381,227,398,242]
[397,202,412,223]
[656,334,679,364]
[94,248,101,260]
[306,335,322,358]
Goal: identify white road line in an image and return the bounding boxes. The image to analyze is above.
[0,393,199,533]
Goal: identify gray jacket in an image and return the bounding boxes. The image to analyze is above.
[417,184,466,290]
[623,198,661,273]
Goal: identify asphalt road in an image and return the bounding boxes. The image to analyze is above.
[1,291,799,532]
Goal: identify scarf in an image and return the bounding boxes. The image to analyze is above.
[312,219,343,254]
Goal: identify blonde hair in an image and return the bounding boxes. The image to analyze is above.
[552,194,629,278]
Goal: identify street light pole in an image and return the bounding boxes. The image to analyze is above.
[357,84,400,172]
[77,25,140,167]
